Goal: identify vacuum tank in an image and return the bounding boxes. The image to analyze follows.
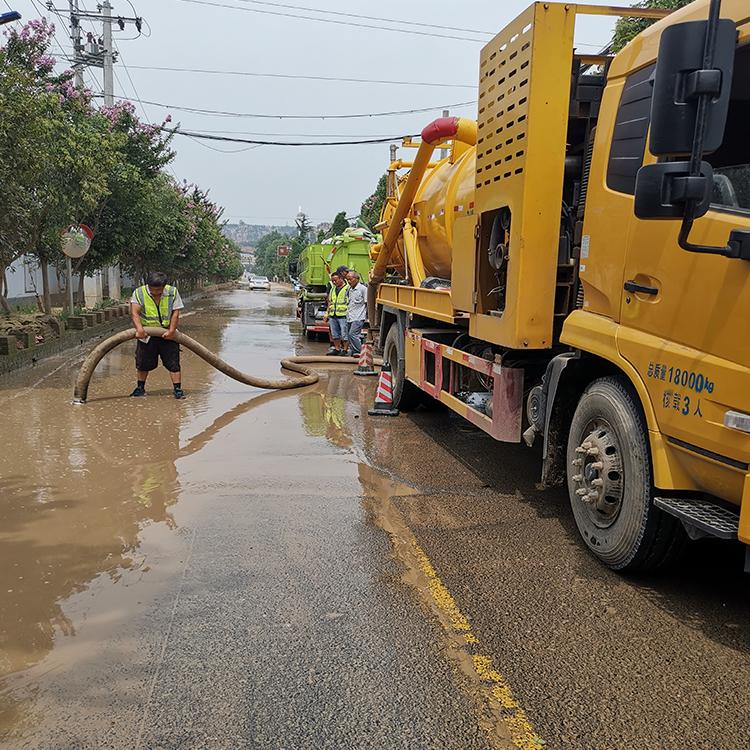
[378,119,477,284]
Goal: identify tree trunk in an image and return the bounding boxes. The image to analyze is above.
[40,257,52,314]
[77,271,86,306]
[0,268,13,315]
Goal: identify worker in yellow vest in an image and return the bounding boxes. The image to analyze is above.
[129,271,185,399]
[323,272,349,356]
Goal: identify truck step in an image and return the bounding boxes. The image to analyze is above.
[654,496,739,540]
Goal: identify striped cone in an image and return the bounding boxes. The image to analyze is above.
[353,340,378,377]
[368,363,399,417]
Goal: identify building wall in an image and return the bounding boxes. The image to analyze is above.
[5,256,65,306]
[4,255,129,308]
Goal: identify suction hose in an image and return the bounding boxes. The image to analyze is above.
[73,326,373,404]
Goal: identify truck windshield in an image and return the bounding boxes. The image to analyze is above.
[708,43,750,213]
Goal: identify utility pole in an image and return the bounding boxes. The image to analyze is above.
[65,0,82,311]
[68,0,84,89]
[101,0,114,107]
[387,143,397,199]
[439,109,449,160]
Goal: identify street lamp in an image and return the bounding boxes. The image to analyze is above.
[0,11,21,24]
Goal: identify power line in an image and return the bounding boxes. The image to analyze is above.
[173,0,488,43]
[230,0,492,36]
[104,94,477,119]
[124,64,475,89]
[184,134,263,153]
[177,126,425,137]
[165,127,415,146]
[112,38,149,119]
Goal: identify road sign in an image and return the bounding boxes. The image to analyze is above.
[61,224,94,312]
[61,224,94,259]
[277,244,291,257]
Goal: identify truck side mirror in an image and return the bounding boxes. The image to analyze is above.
[648,18,735,157]
[635,161,713,220]
[633,2,749,259]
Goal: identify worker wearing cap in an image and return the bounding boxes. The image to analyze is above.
[324,272,350,356]
[346,270,368,357]
[129,271,185,399]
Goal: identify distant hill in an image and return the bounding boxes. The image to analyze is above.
[222,222,296,247]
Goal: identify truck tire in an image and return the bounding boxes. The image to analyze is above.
[383,325,423,411]
[566,377,684,572]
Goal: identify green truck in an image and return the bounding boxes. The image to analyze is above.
[296,230,375,339]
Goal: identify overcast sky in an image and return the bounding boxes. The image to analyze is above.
[8,0,620,225]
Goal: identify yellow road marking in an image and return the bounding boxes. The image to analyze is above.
[359,467,543,750]
[409,539,478,644]
[410,536,543,750]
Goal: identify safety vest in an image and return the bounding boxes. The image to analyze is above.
[133,284,177,328]
[328,284,349,317]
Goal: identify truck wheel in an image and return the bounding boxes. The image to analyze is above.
[383,325,423,411]
[566,377,684,572]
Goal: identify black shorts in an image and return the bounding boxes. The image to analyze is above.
[135,337,180,372]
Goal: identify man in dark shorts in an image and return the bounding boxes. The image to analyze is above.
[129,271,186,399]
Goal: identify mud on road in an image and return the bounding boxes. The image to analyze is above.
[0,288,748,750]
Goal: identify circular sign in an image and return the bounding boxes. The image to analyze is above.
[61,224,94,259]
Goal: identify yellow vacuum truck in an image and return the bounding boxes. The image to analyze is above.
[370,0,750,571]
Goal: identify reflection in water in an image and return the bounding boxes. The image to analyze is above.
[298,371,353,450]
[0,296,246,736]
[0,289,366,741]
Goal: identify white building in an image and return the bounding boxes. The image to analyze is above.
[4,255,123,309]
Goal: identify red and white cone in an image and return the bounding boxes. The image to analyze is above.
[353,340,378,377]
[368,363,399,417]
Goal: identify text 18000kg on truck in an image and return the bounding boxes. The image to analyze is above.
[297,231,374,338]
[370,0,750,571]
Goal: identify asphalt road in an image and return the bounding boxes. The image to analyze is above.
[0,287,748,750]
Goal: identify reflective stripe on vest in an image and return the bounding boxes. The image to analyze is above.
[328,284,349,317]
[135,284,176,328]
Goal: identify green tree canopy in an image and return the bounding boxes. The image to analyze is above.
[360,174,387,231]
[611,0,693,52]
[329,211,349,237]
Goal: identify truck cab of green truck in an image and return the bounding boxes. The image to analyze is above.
[297,232,375,339]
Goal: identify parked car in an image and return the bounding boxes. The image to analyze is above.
[248,275,271,291]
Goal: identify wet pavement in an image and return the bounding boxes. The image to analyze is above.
[0,287,748,749]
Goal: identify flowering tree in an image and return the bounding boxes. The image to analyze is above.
[0,18,241,312]
[0,18,116,311]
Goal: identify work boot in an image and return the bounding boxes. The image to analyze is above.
[326,348,339,356]
[130,385,146,397]
[173,387,186,400]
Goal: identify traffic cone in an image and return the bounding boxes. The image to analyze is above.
[353,340,378,377]
[368,363,399,417]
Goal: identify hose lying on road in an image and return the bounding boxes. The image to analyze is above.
[73,326,379,403]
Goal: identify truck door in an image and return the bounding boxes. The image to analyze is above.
[618,43,750,467]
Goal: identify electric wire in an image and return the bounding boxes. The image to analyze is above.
[173,0,489,43]
[229,0,493,36]
[164,127,415,146]
[183,134,263,153]
[177,126,423,137]
[104,94,477,119]
[124,64,475,89]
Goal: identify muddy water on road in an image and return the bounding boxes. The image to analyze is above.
[0,289,496,750]
[0,290,321,737]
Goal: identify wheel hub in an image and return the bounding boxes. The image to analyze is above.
[570,423,624,528]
